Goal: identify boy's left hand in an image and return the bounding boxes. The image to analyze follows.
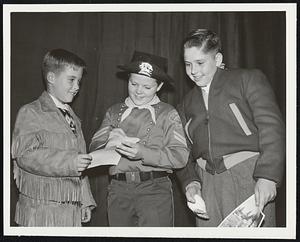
[81,206,92,223]
[115,141,143,160]
[254,178,277,212]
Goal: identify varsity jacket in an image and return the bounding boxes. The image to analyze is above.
[176,68,285,189]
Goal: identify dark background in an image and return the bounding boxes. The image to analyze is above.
[10,11,286,227]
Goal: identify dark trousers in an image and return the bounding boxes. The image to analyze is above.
[107,176,174,226]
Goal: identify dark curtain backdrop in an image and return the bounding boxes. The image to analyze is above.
[10,11,286,227]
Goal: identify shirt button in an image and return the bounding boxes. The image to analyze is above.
[118,113,122,116]
[150,121,153,125]
[147,128,150,131]
[142,141,146,145]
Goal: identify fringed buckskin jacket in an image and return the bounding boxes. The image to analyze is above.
[11,91,96,226]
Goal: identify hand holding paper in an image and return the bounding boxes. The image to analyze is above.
[87,128,140,169]
[187,194,209,220]
[254,178,277,212]
[77,154,92,172]
[115,139,143,160]
[106,128,127,148]
[107,128,140,148]
[88,149,121,168]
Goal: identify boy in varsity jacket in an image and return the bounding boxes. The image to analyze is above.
[176,29,285,227]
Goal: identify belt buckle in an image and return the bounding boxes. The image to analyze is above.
[125,172,141,183]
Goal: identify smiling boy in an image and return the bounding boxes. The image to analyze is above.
[90,51,189,226]
[176,29,285,227]
[11,49,96,226]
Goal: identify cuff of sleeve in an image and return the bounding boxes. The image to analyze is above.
[253,173,281,188]
[139,146,160,166]
[253,175,279,188]
[70,154,81,176]
[185,180,202,191]
[81,204,97,210]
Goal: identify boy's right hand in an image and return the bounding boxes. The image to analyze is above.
[187,194,209,220]
[106,128,127,148]
[185,181,202,203]
[186,181,209,219]
[77,154,92,173]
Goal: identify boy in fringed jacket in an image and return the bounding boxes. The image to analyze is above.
[11,49,96,226]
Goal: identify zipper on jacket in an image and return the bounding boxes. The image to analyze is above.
[206,112,215,174]
[203,88,215,174]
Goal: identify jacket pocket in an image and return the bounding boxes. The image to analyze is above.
[184,118,193,144]
[229,103,252,136]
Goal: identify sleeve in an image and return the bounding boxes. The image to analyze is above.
[175,103,201,191]
[11,106,80,177]
[140,108,189,169]
[81,175,97,209]
[89,108,113,152]
[245,70,285,186]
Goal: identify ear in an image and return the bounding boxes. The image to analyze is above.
[156,82,164,92]
[215,52,223,67]
[47,72,56,84]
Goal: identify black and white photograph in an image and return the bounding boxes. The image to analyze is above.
[3,3,296,239]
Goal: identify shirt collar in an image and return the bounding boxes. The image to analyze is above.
[200,81,211,94]
[48,93,70,111]
[121,95,160,124]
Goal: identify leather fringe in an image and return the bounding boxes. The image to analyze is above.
[15,194,82,226]
[13,161,81,202]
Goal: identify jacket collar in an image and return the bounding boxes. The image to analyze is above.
[39,91,60,112]
[209,67,224,93]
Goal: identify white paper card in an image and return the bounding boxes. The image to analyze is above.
[187,194,209,219]
[88,149,121,169]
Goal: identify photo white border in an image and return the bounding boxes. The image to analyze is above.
[3,3,297,239]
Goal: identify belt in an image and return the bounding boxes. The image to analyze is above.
[110,171,169,183]
[196,151,259,173]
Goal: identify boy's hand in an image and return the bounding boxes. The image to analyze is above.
[106,128,127,148]
[254,178,277,212]
[115,141,143,160]
[185,181,209,219]
[185,181,202,203]
[77,154,92,172]
[187,194,209,219]
[81,206,92,223]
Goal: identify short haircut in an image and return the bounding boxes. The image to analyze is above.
[183,29,221,54]
[42,49,87,81]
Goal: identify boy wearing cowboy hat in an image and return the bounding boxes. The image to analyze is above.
[90,51,189,226]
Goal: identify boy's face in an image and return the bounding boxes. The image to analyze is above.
[184,46,222,87]
[48,65,83,104]
[128,73,163,106]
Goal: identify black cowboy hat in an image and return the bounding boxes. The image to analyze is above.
[118,51,174,86]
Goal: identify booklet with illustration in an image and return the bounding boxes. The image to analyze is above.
[218,194,265,227]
